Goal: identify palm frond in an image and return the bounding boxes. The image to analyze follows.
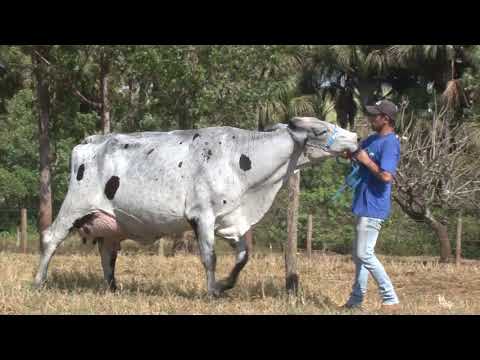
[365,49,388,75]
[330,45,356,72]
[388,45,419,67]
[287,96,315,118]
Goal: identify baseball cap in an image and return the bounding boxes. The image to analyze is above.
[365,100,399,121]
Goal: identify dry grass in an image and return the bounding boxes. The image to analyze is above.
[1,251,479,315]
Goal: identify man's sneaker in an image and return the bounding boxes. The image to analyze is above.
[379,303,401,314]
[338,303,364,312]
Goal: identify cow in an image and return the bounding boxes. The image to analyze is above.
[34,117,358,297]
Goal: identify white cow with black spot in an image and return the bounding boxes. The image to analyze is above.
[34,117,358,296]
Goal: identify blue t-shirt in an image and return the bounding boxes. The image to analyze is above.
[351,132,400,220]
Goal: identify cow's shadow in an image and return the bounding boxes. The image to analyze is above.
[46,271,212,299]
[45,271,338,310]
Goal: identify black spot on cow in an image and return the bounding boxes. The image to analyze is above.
[232,136,236,139]
[124,144,129,149]
[76,164,85,181]
[239,154,252,171]
[193,133,200,141]
[179,142,183,145]
[219,142,222,145]
[223,200,227,204]
[178,161,183,168]
[146,149,155,156]
[104,176,120,200]
[202,149,213,162]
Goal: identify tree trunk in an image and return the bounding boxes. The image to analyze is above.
[32,46,53,250]
[285,170,300,295]
[100,59,111,134]
[306,213,313,258]
[425,208,451,263]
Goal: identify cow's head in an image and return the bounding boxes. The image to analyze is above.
[288,117,358,156]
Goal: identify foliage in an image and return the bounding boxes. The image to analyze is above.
[0,45,480,258]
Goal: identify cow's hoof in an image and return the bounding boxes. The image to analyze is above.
[207,286,226,299]
[215,279,234,292]
[32,280,46,290]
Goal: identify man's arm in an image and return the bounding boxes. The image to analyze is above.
[353,150,394,183]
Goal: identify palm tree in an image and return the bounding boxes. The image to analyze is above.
[389,45,478,114]
[297,46,398,130]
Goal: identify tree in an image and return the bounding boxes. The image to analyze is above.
[59,45,127,134]
[394,106,480,262]
[30,46,54,244]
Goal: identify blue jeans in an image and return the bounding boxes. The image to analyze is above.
[346,217,399,306]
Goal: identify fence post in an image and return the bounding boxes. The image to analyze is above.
[21,208,28,253]
[306,213,313,258]
[456,214,463,265]
[245,228,254,257]
[16,225,20,248]
[158,239,165,257]
[285,170,300,295]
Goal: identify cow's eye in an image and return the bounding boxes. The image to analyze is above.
[313,129,328,137]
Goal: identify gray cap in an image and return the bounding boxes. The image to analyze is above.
[365,100,399,121]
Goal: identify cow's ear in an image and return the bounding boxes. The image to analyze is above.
[288,117,302,130]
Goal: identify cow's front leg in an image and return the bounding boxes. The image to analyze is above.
[97,238,119,292]
[188,214,220,297]
[34,218,72,288]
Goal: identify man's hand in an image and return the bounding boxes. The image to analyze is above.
[352,149,370,165]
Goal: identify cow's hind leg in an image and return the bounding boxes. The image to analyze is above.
[97,238,119,292]
[188,214,221,297]
[216,234,249,293]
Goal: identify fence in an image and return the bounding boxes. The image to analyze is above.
[0,208,30,253]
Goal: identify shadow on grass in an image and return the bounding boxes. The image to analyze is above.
[42,270,340,312]
[45,270,207,300]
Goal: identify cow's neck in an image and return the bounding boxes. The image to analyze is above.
[242,128,304,188]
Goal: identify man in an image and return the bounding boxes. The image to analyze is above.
[342,99,401,311]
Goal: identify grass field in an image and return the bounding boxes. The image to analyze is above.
[1,250,479,315]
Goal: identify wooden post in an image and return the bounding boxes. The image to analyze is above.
[16,225,20,249]
[456,214,463,265]
[245,228,254,256]
[21,208,27,253]
[158,239,164,257]
[285,170,300,295]
[306,213,313,258]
